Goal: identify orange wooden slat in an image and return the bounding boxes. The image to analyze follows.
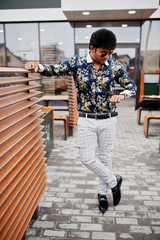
[3,173,47,240]
[68,76,78,128]
[0,119,44,155]
[1,166,47,239]
[0,67,29,73]
[0,117,43,144]
[0,83,41,97]
[1,149,46,217]
[1,139,45,205]
[1,156,46,230]
[0,76,41,85]
[0,126,44,168]
[1,145,45,204]
[0,106,42,132]
[43,106,69,111]
[16,181,47,240]
[0,90,41,109]
[53,106,68,110]
[69,111,78,116]
[11,177,47,240]
[1,133,45,182]
[0,98,41,120]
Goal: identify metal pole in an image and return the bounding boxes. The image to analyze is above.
[3,23,8,67]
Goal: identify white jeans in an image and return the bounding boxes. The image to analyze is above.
[77,116,117,195]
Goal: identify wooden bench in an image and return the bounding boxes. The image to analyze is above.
[40,76,79,136]
[144,113,160,137]
[137,107,153,125]
[54,115,69,140]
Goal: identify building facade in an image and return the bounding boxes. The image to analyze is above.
[0,0,160,98]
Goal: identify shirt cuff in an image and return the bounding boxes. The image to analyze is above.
[38,64,44,72]
[120,90,132,98]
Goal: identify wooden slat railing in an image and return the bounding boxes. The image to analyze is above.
[68,76,79,131]
[0,67,47,240]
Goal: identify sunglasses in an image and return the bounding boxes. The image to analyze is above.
[95,48,113,58]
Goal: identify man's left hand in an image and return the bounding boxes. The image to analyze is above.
[110,95,125,105]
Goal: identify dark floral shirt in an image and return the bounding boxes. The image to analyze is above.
[40,54,136,113]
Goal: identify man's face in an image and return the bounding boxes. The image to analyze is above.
[90,46,113,65]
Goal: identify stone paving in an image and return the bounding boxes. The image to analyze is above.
[24,98,160,240]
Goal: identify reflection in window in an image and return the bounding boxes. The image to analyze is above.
[75,23,140,44]
[113,48,136,78]
[40,22,74,95]
[40,22,74,64]
[0,24,5,66]
[141,20,160,72]
[5,23,39,67]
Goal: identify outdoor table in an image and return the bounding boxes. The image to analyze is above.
[136,95,160,110]
[40,95,69,110]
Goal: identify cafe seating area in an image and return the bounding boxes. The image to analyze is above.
[136,70,160,138]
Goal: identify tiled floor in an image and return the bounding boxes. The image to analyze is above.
[24,98,160,240]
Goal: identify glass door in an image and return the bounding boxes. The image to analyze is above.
[113,43,140,86]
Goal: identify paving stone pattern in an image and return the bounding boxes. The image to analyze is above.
[24,98,160,240]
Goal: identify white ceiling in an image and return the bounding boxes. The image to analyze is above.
[62,9,157,21]
[62,0,159,21]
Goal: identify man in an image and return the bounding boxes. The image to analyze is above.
[25,28,136,213]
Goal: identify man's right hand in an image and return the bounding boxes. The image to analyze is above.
[24,62,39,72]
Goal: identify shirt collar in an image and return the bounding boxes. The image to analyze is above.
[86,53,109,66]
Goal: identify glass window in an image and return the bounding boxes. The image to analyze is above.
[141,20,160,72]
[0,24,5,66]
[5,23,39,67]
[40,22,74,64]
[40,22,74,95]
[75,21,140,44]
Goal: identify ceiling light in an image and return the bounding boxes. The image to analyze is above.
[82,12,90,15]
[121,24,128,28]
[40,28,45,32]
[86,25,92,28]
[17,37,22,40]
[128,10,136,14]
[0,30,3,33]
[85,36,89,39]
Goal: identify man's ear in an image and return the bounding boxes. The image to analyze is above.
[90,46,95,52]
